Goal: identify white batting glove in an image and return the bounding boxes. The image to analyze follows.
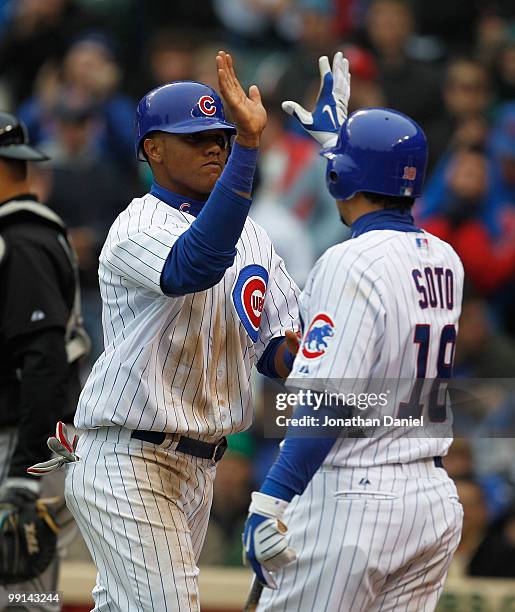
[282,51,351,149]
[27,422,79,475]
[243,492,297,588]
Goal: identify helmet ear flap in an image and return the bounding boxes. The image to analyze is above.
[324,152,359,201]
[329,170,339,184]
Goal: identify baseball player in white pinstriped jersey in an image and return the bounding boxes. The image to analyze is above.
[243,55,464,611]
[29,52,302,612]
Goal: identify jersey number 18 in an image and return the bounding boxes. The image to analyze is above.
[398,324,457,422]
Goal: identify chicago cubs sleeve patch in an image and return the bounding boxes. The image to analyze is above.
[301,313,335,359]
[232,264,269,342]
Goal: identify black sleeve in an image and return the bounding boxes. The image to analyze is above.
[0,240,69,342]
[7,328,69,478]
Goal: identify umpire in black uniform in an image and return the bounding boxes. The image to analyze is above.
[0,112,89,610]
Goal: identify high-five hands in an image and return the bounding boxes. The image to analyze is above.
[282,52,351,148]
[216,50,267,149]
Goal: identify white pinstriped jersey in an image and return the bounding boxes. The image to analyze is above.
[75,193,299,437]
[289,228,464,467]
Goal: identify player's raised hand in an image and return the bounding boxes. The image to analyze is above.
[216,50,267,148]
[282,52,350,149]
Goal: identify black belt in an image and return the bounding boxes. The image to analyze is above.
[434,456,444,468]
[131,430,227,462]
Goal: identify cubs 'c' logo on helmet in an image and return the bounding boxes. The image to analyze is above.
[302,313,335,359]
[232,265,268,342]
[197,95,217,117]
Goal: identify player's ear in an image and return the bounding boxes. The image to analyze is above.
[143,137,162,163]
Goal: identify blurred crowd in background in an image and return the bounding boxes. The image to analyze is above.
[0,0,514,580]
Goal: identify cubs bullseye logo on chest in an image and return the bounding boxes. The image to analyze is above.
[243,277,266,328]
[232,264,268,342]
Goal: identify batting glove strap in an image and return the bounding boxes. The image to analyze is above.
[249,491,289,520]
[282,52,350,149]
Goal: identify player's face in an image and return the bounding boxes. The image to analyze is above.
[148,129,230,200]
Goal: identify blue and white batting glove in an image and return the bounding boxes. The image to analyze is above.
[27,422,79,475]
[243,492,297,589]
[282,52,351,149]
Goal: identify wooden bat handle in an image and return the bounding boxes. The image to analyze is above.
[243,576,263,612]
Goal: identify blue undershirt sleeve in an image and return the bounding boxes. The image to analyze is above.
[256,337,283,378]
[260,399,351,502]
[256,337,297,379]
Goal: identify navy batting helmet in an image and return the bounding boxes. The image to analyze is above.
[321,108,428,200]
[0,112,49,162]
[135,81,236,161]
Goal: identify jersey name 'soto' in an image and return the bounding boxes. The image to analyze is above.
[290,228,464,467]
[75,194,298,437]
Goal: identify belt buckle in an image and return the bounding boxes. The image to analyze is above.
[211,437,227,462]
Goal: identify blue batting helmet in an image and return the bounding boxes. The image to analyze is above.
[321,108,428,200]
[135,81,236,160]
